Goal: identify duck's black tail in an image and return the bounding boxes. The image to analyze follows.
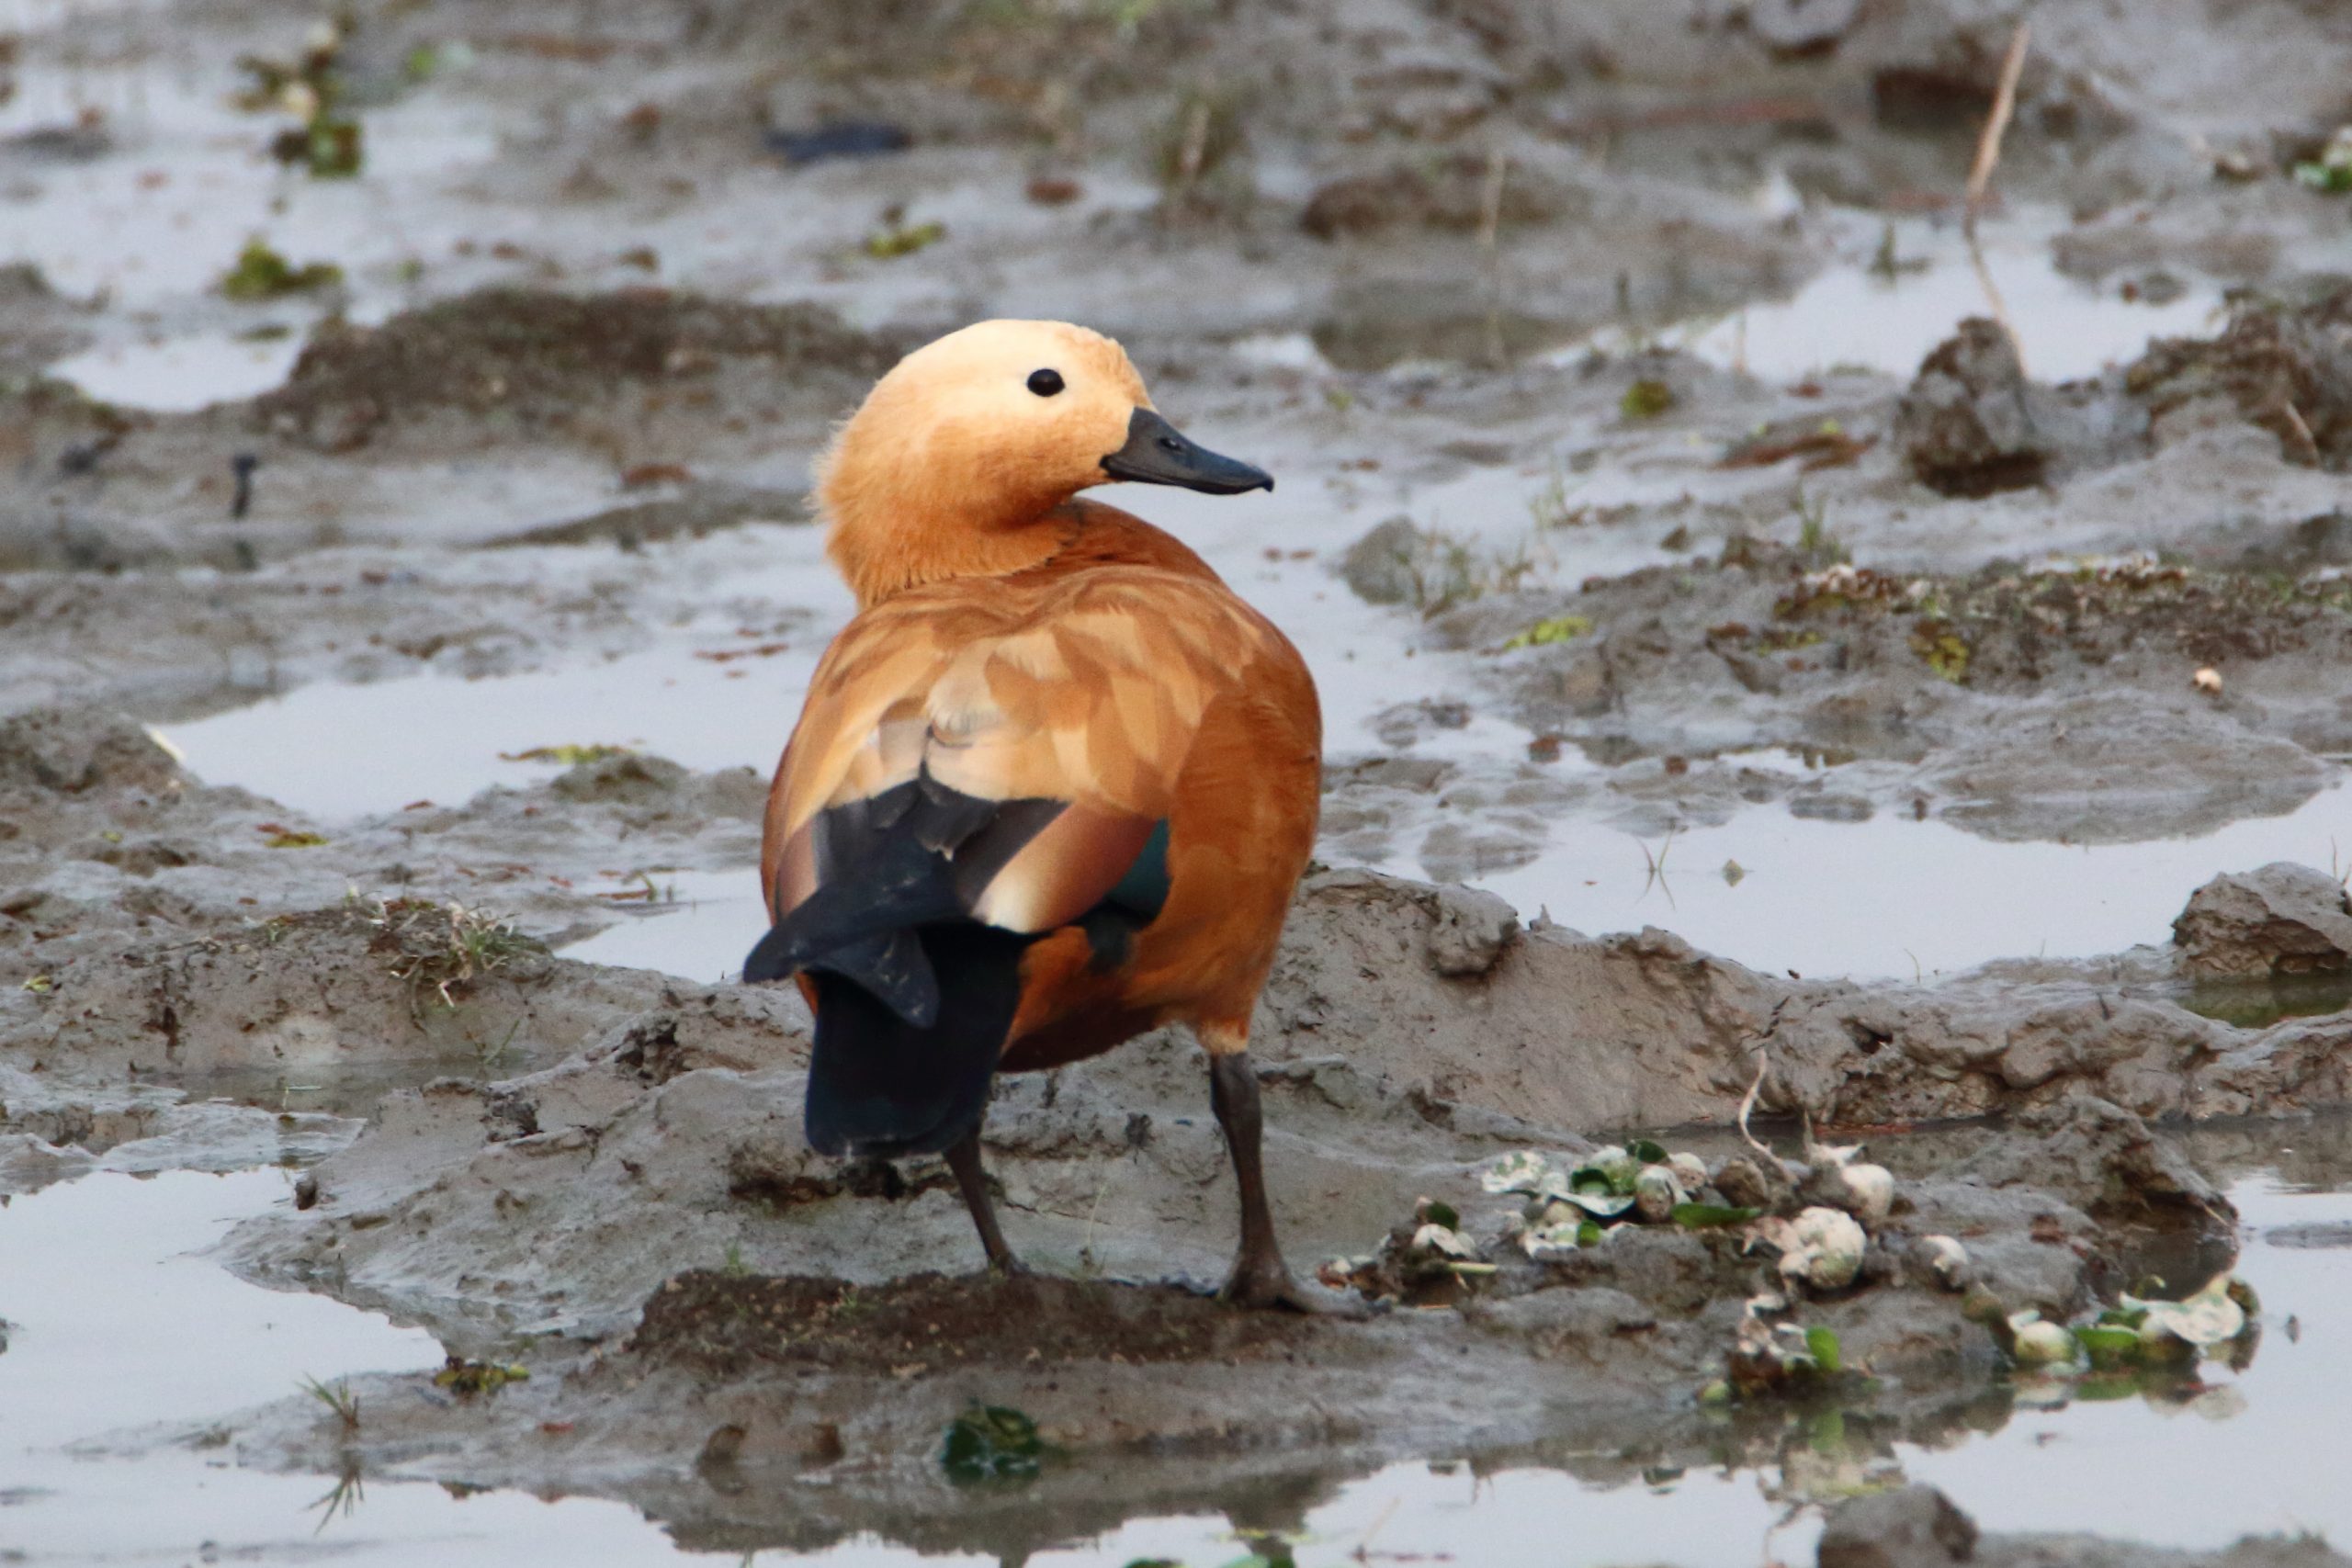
[802,922,1031,1158]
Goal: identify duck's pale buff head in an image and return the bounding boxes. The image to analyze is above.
[816,319,1271,606]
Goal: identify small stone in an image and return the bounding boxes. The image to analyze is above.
[1914,1235,1971,1291]
[1749,0,1860,53]
[1334,516,1427,606]
[1424,885,1521,978]
[1714,1156,1775,1211]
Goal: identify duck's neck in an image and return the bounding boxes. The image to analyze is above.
[816,411,1084,609]
[822,489,1075,611]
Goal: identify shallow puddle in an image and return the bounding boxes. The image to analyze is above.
[7,1138,2352,1565]
[44,328,309,412]
[556,867,766,983]
[1473,779,2352,981]
[1897,1167,2351,1548]
[1623,208,2224,384]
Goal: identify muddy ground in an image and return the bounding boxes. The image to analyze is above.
[6,0,2352,1562]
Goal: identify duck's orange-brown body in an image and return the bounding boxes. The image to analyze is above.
[744,318,1338,1308]
[760,499,1318,1074]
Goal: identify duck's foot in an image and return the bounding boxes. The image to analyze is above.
[1218,1255,1374,1318]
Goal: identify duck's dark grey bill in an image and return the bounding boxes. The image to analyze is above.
[1100,407,1274,495]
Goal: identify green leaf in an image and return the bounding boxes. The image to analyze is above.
[499,743,638,765]
[1804,1325,1842,1376]
[1577,1219,1603,1247]
[940,1403,1043,1484]
[2074,1325,2140,1370]
[866,220,946,259]
[1627,1138,1670,1165]
[1672,1202,1761,1228]
[1422,1200,1461,1230]
[1501,614,1593,650]
[220,238,345,300]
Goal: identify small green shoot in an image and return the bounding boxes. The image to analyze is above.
[1673,1202,1761,1228]
[1528,462,1580,529]
[1804,1325,1842,1376]
[1868,222,1929,280]
[300,1374,361,1430]
[1398,528,1544,616]
[1794,492,1849,565]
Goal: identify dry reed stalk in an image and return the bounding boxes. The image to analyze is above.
[1964,21,2031,232]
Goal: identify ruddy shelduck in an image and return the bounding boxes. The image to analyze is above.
[744,319,1335,1310]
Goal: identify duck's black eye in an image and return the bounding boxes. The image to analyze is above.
[1026,367,1065,398]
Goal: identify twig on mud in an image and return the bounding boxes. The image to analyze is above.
[1963,21,2030,234]
[1737,998,1790,1162]
[1476,146,1509,254]
[1737,1052,1775,1161]
[1478,144,1510,367]
[2281,401,2322,464]
[1965,233,2028,378]
[1172,97,1210,202]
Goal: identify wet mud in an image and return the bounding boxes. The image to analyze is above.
[7,0,2352,1561]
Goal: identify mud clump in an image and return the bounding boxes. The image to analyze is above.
[1820,1486,2352,1568]
[0,262,93,378]
[1957,1094,2231,1227]
[486,482,807,548]
[2129,288,2352,469]
[1895,317,2159,497]
[1894,318,2046,494]
[1818,1485,1978,1568]
[630,1269,1303,1376]
[253,288,892,451]
[2175,863,2352,978]
[1302,156,1578,240]
[0,708,181,799]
